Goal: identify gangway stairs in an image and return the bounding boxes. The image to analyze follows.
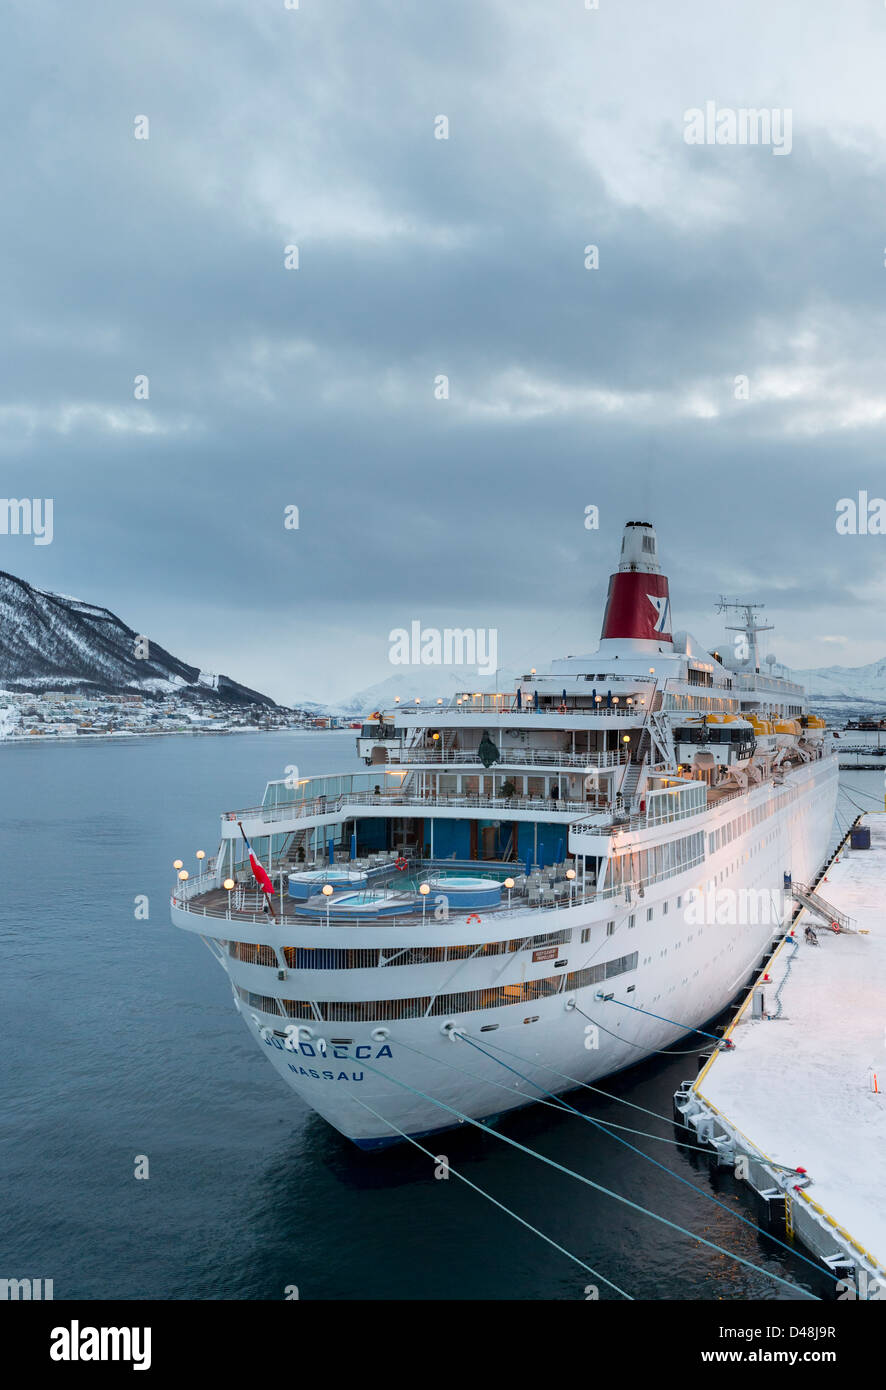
[791,880,857,934]
[620,760,643,809]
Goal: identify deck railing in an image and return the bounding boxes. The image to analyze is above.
[383,748,628,769]
[225,788,597,828]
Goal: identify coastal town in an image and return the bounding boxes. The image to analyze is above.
[0,688,354,740]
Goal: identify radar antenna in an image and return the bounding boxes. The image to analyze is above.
[716,597,773,674]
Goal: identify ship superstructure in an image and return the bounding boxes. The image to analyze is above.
[171,522,838,1148]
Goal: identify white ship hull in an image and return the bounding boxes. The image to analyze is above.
[174,755,838,1148]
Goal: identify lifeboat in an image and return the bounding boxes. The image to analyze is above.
[774,718,801,750]
[744,713,777,755]
[800,714,826,744]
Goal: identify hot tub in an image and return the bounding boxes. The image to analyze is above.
[287,868,368,900]
[423,874,503,909]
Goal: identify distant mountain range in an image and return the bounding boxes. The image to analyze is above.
[300,668,523,716]
[0,571,275,705]
[792,658,886,703]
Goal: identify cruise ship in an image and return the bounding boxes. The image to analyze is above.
[170,522,838,1148]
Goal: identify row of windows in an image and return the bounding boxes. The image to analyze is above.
[707,785,800,855]
[236,952,639,1022]
[607,831,705,892]
[231,929,572,973]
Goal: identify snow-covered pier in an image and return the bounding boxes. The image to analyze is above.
[676,815,886,1297]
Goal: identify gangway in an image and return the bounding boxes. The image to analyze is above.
[790,880,857,934]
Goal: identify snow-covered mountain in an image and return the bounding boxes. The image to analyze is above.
[0,570,275,705]
[792,657,886,703]
[326,667,522,715]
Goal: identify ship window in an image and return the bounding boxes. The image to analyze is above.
[581,928,591,943]
[628,914,635,929]
[646,907,653,921]
[607,920,615,935]
[275,952,640,1024]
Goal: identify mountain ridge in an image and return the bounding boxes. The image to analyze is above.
[0,569,276,705]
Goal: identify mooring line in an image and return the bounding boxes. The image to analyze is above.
[347,1093,633,1300]
[393,1035,718,1154]
[351,1055,819,1298]
[456,1031,835,1289]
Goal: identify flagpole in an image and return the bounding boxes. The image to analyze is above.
[238,820,276,922]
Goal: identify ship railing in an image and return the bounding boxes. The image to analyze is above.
[172,885,605,928]
[384,748,629,769]
[569,780,708,837]
[395,703,642,718]
[225,789,600,827]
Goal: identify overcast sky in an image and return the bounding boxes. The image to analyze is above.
[4,0,886,703]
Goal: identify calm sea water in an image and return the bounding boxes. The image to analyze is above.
[0,731,875,1301]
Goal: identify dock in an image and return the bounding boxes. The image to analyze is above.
[676,815,886,1297]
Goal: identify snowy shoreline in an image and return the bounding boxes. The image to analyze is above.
[0,725,340,747]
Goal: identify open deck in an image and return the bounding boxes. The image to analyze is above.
[172,856,595,929]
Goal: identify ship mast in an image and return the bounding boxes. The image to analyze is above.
[716,597,773,674]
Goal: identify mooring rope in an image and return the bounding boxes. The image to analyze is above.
[347,1093,633,1299]
[392,1034,717,1154]
[573,1001,713,1056]
[455,1030,835,1288]
[351,1054,820,1298]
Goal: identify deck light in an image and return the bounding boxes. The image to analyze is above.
[622,735,630,743]
[178,870,189,881]
[223,878,235,891]
[196,850,205,864]
[415,698,421,704]
[612,697,619,705]
[565,869,576,880]
[395,697,401,704]
[437,698,443,705]
[173,859,183,870]
[419,881,430,921]
[504,876,515,908]
[322,884,334,895]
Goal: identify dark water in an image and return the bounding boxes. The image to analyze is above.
[0,732,874,1301]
